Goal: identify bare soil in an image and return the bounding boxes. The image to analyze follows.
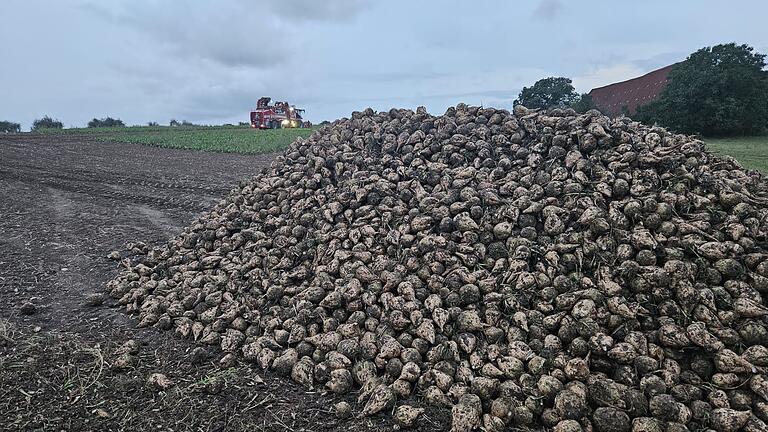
[0,134,448,431]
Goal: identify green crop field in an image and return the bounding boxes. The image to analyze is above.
[33,125,314,154]
[705,136,768,173]
[97,127,313,154]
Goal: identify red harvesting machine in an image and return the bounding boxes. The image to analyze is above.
[250,97,311,129]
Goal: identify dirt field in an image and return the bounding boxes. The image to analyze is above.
[0,135,447,431]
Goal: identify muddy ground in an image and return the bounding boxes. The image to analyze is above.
[0,135,448,432]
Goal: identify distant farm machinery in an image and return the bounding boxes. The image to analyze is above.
[250,97,311,129]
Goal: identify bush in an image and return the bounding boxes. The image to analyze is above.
[636,43,768,136]
[0,120,21,133]
[88,117,125,128]
[514,77,580,109]
[570,93,596,113]
[31,116,63,131]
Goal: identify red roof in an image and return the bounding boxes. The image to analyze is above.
[589,64,677,117]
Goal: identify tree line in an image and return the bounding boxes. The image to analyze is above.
[515,43,768,137]
[0,117,205,132]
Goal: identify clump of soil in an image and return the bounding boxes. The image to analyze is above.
[109,104,768,431]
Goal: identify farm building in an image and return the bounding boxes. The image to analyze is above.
[589,64,677,117]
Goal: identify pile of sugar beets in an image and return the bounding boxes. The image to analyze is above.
[109,104,768,432]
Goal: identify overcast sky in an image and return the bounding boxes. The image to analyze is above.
[2,0,767,129]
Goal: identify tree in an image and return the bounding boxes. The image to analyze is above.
[169,119,196,127]
[31,116,63,131]
[88,117,125,128]
[514,77,580,109]
[571,93,596,113]
[0,120,21,133]
[636,43,768,136]
[147,121,159,126]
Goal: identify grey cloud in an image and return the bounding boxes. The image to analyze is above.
[81,3,282,68]
[269,0,372,22]
[533,0,563,20]
[632,51,686,71]
[343,70,453,83]
[178,87,265,122]
[82,0,370,68]
[302,89,518,106]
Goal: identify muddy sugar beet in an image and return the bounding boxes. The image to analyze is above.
[108,104,768,431]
